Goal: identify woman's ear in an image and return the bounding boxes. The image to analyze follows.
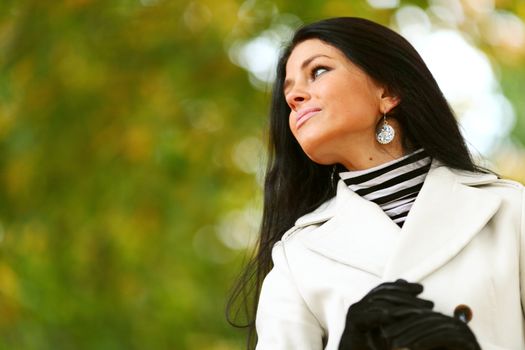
[380,89,400,114]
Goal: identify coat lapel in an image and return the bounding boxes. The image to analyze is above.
[296,162,501,281]
[382,165,501,282]
[301,180,401,277]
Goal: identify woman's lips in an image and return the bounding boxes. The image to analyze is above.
[296,108,321,129]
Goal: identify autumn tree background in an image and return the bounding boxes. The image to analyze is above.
[0,0,524,349]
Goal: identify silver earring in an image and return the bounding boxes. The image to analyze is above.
[376,113,395,144]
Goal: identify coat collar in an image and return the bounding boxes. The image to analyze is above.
[298,160,501,281]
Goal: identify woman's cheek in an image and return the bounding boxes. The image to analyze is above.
[289,116,298,137]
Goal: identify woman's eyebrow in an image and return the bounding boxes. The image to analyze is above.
[300,54,332,70]
[284,54,333,92]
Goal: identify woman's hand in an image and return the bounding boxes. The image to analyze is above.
[338,279,434,350]
[381,309,481,350]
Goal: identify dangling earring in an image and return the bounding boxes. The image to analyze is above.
[376,112,395,144]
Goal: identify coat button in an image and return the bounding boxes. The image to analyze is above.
[454,304,473,323]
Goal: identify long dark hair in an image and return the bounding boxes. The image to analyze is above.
[227,16,485,349]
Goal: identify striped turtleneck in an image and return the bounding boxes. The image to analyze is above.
[338,149,432,227]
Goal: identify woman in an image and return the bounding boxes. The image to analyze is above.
[227,17,525,350]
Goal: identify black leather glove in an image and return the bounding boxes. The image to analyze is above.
[381,309,481,350]
[338,279,434,350]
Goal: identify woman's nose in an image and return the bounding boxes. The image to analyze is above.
[286,86,310,111]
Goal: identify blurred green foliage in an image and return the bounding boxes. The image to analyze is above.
[0,0,260,348]
[0,0,523,349]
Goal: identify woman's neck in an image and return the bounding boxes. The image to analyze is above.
[340,119,407,171]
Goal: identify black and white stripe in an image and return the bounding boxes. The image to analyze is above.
[339,149,431,227]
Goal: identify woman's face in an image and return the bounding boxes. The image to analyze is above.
[284,39,395,167]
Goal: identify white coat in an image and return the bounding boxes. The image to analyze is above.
[255,162,525,350]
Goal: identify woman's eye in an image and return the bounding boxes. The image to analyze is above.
[312,67,329,79]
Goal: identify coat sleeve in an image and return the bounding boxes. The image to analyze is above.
[255,241,325,350]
